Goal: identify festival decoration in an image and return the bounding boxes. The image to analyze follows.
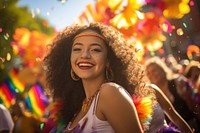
[0,69,49,117]
[187,45,199,60]
[18,65,43,85]
[25,83,49,117]
[41,100,64,133]
[0,69,25,108]
[78,0,186,53]
[78,1,115,25]
[127,12,171,51]
[132,95,153,131]
[13,28,52,67]
[110,0,142,28]
[144,0,191,19]
[130,41,145,62]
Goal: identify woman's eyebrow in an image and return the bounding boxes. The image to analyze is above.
[90,43,103,48]
[73,42,103,48]
[72,43,83,47]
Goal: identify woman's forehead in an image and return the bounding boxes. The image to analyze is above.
[73,29,106,43]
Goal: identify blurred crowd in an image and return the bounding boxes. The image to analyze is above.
[144,53,200,133]
[0,52,199,133]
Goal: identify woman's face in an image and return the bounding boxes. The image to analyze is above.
[146,63,166,85]
[70,30,108,81]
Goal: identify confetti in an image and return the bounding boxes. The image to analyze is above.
[40,123,44,130]
[150,51,155,56]
[0,57,5,62]
[183,23,187,28]
[177,28,184,36]
[6,33,9,38]
[6,53,11,61]
[158,49,164,54]
[189,0,195,6]
[31,8,35,18]
[3,35,8,40]
[36,8,40,14]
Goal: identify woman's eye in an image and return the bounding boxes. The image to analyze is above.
[72,48,81,51]
[91,48,101,52]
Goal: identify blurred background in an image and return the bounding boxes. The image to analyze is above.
[0,0,199,131]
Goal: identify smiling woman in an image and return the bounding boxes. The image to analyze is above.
[43,22,156,133]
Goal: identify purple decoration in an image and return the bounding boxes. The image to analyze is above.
[157,123,182,133]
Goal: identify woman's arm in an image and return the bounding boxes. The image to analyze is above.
[151,84,193,133]
[98,83,143,133]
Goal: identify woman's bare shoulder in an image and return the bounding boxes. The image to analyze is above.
[100,82,125,93]
[99,82,131,101]
[101,82,121,87]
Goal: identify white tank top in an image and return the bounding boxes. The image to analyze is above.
[76,91,115,133]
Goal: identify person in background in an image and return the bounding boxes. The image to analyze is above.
[0,104,14,133]
[179,59,190,75]
[184,60,200,126]
[145,84,193,133]
[10,100,43,133]
[184,60,200,86]
[165,54,182,74]
[144,56,199,133]
[43,22,156,133]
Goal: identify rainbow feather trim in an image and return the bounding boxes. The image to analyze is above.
[44,95,153,132]
[42,100,64,133]
[132,95,153,131]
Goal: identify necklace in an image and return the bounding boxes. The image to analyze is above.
[81,90,99,113]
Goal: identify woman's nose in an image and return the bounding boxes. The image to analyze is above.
[81,50,91,58]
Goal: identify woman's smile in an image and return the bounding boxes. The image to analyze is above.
[77,62,94,70]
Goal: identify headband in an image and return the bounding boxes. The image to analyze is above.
[73,33,106,42]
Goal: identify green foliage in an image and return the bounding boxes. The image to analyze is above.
[0,0,55,83]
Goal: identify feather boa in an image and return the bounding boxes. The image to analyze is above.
[42,100,65,133]
[42,96,153,132]
[132,95,153,131]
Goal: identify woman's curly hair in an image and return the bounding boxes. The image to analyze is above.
[44,22,155,124]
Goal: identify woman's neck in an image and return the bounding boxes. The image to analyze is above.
[82,77,106,99]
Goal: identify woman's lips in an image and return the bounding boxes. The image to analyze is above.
[77,62,94,70]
